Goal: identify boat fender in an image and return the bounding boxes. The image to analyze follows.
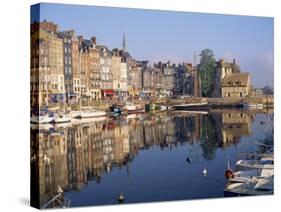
[224,169,234,180]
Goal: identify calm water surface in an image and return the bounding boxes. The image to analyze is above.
[31,109,274,208]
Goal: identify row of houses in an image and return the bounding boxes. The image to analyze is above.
[31,20,200,107]
[31,20,256,107]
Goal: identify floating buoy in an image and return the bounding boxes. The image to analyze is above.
[202,168,208,176]
[117,193,125,203]
[224,169,234,180]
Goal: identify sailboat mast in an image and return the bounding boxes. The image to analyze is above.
[79,48,82,109]
[45,56,48,107]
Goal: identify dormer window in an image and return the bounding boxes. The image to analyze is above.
[228,81,233,86]
[235,81,241,85]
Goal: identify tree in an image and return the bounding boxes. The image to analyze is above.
[197,49,217,97]
[262,86,274,95]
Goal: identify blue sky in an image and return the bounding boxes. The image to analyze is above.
[31,3,274,88]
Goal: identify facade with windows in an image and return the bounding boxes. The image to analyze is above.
[221,73,250,98]
[30,22,65,106]
[58,32,73,103]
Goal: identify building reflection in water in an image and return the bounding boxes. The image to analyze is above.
[31,110,261,208]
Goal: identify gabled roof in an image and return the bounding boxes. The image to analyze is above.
[221,73,250,87]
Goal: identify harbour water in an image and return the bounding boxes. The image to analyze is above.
[30,109,274,208]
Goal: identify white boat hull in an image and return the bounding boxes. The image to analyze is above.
[31,115,54,124]
[243,103,263,109]
[52,114,71,123]
[72,110,106,119]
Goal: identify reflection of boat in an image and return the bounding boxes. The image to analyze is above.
[52,113,71,123]
[243,102,263,109]
[173,110,208,115]
[31,123,54,131]
[71,110,106,119]
[224,176,273,196]
[71,116,107,125]
[54,122,73,129]
[125,113,140,120]
[41,186,71,209]
[173,102,209,110]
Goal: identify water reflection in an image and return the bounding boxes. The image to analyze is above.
[30,109,273,208]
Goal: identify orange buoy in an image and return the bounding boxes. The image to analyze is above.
[224,169,234,180]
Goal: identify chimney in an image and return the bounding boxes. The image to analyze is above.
[187,63,192,68]
[77,35,83,45]
[91,36,97,45]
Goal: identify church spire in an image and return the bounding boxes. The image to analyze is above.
[122,32,126,52]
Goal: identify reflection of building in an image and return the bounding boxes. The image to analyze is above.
[35,128,68,207]
[32,110,258,208]
[221,111,251,145]
[174,114,201,144]
[114,122,129,165]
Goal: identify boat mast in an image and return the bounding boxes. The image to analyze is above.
[44,56,48,108]
[79,47,82,110]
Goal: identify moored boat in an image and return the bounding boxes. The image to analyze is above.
[224,175,273,196]
[52,113,71,123]
[110,104,123,114]
[243,102,263,109]
[71,109,106,119]
[235,156,274,171]
[123,102,145,114]
[173,102,209,110]
[31,112,55,124]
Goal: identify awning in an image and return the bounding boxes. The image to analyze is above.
[92,82,101,87]
[102,89,114,95]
